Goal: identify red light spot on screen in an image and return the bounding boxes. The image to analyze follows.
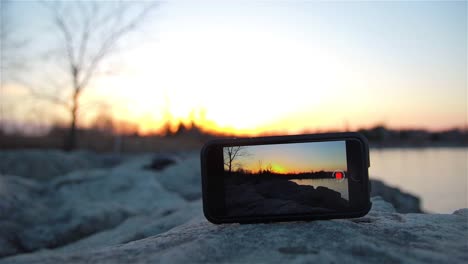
[335,172,343,179]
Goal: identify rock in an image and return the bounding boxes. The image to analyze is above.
[0,151,445,262]
[0,154,190,258]
[0,176,50,257]
[0,150,122,181]
[370,179,422,213]
[225,176,348,216]
[154,156,202,201]
[144,156,176,171]
[55,200,202,254]
[2,197,467,264]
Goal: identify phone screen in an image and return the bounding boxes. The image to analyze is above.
[222,140,350,216]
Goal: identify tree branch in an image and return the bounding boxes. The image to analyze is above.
[78,2,157,91]
[53,10,77,76]
[24,85,70,109]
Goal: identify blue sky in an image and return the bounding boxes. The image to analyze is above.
[235,140,347,172]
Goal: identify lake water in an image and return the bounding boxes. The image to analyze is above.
[370,147,467,213]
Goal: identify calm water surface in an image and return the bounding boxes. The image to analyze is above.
[370,147,467,213]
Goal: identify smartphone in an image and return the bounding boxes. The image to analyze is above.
[201,132,371,224]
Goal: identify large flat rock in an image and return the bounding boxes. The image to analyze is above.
[0,150,121,181]
[2,197,467,264]
[0,153,200,258]
[0,150,464,263]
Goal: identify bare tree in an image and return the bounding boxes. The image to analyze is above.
[29,1,157,150]
[224,146,250,174]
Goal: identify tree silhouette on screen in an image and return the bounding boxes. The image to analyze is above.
[224,146,249,174]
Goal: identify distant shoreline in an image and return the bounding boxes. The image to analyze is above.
[1,123,466,152]
[369,143,468,149]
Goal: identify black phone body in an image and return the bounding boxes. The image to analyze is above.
[201,132,371,224]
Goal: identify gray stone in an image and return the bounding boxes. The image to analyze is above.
[55,200,202,253]
[154,156,202,201]
[0,176,50,256]
[2,198,466,264]
[0,151,461,263]
[0,150,120,181]
[0,154,189,257]
[370,179,422,213]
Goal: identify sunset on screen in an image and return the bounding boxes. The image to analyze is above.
[232,141,347,174]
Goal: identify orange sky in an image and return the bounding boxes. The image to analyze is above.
[2,2,466,135]
[227,141,347,174]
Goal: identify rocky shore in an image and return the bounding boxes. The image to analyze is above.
[225,176,349,216]
[0,150,466,263]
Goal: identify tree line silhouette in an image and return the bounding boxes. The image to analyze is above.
[225,167,346,180]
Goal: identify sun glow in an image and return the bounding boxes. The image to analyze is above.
[4,2,466,135]
[112,2,468,133]
[95,19,353,135]
[271,164,286,174]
